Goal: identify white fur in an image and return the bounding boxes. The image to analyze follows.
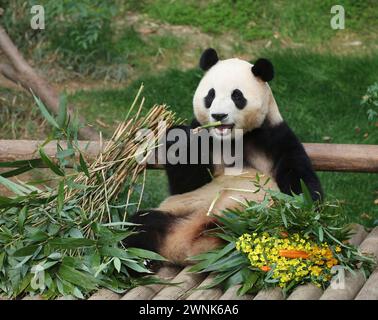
[193,58,283,139]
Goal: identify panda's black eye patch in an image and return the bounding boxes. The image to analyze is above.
[204,88,215,109]
[231,89,247,109]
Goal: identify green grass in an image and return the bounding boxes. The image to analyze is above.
[137,0,378,43]
[70,50,378,227]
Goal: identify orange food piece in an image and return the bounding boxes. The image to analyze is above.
[260,266,271,272]
[279,250,309,259]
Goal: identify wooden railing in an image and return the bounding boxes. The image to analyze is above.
[1,140,378,173]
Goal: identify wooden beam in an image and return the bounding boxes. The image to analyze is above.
[0,140,378,173]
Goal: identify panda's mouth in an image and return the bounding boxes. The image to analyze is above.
[214,124,234,136]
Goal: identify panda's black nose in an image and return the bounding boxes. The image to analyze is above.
[211,113,228,121]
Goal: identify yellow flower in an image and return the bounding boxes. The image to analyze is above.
[236,232,339,288]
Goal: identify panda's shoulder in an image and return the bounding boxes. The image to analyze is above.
[245,120,304,154]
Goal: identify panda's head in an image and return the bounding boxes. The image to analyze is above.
[193,48,282,140]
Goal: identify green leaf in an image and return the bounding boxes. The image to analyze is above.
[48,238,96,249]
[72,287,84,299]
[56,149,75,159]
[18,206,28,231]
[39,148,65,176]
[57,180,65,213]
[98,230,134,244]
[79,152,90,178]
[127,247,167,261]
[0,165,35,178]
[29,230,49,242]
[13,245,40,257]
[33,94,60,129]
[123,260,152,274]
[318,226,324,242]
[0,175,30,195]
[58,264,98,291]
[57,95,67,128]
[238,271,259,295]
[113,257,121,272]
[0,158,43,168]
[197,269,239,290]
[300,179,313,206]
[0,252,5,270]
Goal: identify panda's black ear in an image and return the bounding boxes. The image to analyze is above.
[252,58,274,82]
[199,48,219,71]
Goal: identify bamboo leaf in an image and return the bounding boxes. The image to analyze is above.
[0,175,30,195]
[57,95,67,128]
[33,94,60,129]
[58,264,98,291]
[13,245,40,257]
[57,180,65,213]
[113,257,121,272]
[39,148,65,176]
[48,238,96,249]
[0,159,43,168]
[18,206,28,231]
[127,247,167,261]
[0,165,35,178]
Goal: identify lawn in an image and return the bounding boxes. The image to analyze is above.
[1,1,377,227]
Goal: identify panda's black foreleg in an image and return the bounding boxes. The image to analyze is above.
[251,121,323,202]
[274,150,323,202]
[164,120,214,195]
[123,209,177,254]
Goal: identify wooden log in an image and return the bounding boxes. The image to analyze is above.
[287,283,323,300]
[152,266,207,300]
[319,270,365,300]
[121,266,181,300]
[355,267,378,300]
[185,274,223,300]
[55,295,77,300]
[1,140,378,173]
[358,226,378,259]
[348,223,369,246]
[319,227,378,300]
[253,288,284,300]
[22,294,44,300]
[218,285,254,300]
[304,143,378,172]
[88,289,120,300]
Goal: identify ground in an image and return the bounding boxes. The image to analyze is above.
[0,0,377,226]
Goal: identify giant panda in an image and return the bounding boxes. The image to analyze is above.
[125,48,322,265]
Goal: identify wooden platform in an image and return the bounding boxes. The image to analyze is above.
[1,224,376,301]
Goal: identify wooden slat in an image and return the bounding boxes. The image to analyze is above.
[355,267,378,300]
[22,294,44,300]
[186,274,223,300]
[152,266,207,300]
[88,289,120,300]
[348,223,369,246]
[218,286,254,300]
[287,283,323,300]
[320,227,378,300]
[253,288,284,300]
[1,140,378,172]
[55,295,76,300]
[358,226,378,258]
[319,270,365,300]
[121,266,181,300]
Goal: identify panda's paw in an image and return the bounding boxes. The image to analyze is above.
[123,210,177,255]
